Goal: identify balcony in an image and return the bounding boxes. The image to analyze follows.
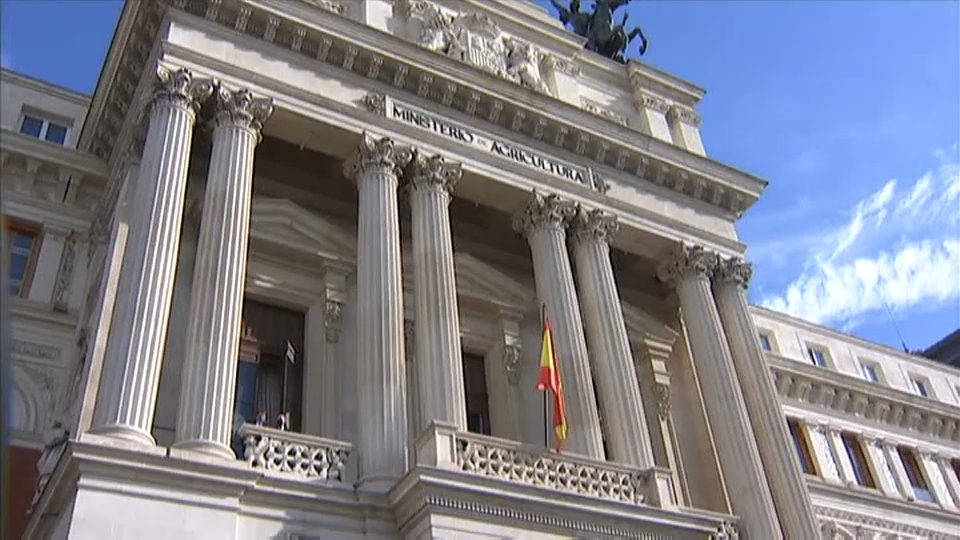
[238,423,353,483]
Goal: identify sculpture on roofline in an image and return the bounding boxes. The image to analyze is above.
[549,0,649,63]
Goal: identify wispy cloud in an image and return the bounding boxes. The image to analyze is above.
[759,144,960,327]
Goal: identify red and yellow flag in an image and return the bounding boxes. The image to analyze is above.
[537,316,568,451]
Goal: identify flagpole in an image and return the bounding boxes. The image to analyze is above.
[541,303,550,450]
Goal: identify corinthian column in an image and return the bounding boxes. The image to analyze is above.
[344,133,411,487]
[406,151,467,431]
[570,207,654,468]
[173,86,273,459]
[657,244,782,539]
[713,257,822,539]
[91,67,213,446]
[512,192,604,459]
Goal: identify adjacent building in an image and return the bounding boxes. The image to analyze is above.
[2,1,959,539]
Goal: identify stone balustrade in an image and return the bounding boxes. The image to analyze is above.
[239,423,353,483]
[414,421,678,508]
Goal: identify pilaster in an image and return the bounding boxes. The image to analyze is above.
[936,455,960,508]
[861,434,902,497]
[50,231,80,311]
[713,256,821,538]
[344,132,411,487]
[173,85,273,459]
[28,225,71,304]
[484,309,524,441]
[881,440,916,500]
[657,243,782,539]
[512,191,604,460]
[570,206,654,469]
[919,450,956,508]
[91,66,213,446]
[405,150,467,431]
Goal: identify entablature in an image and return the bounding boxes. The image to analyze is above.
[81,0,765,229]
[769,353,960,446]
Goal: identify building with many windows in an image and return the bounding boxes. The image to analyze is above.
[2,1,959,539]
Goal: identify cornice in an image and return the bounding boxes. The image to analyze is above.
[0,69,92,106]
[769,353,960,445]
[626,60,706,107]
[1,132,109,179]
[751,304,960,376]
[91,0,762,220]
[810,483,960,539]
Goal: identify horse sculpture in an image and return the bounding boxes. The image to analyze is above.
[548,0,648,63]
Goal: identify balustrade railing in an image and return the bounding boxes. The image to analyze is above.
[414,421,678,508]
[238,423,353,483]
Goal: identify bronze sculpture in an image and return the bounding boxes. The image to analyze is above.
[549,0,648,63]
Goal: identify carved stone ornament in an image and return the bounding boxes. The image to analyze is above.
[150,66,215,115]
[51,233,79,311]
[710,521,740,540]
[511,191,575,237]
[396,0,552,95]
[343,132,412,182]
[502,344,521,386]
[714,256,753,289]
[667,105,703,128]
[570,206,619,244]
[653,382,670,420]
[635,91,669,114]
[361,92,386,116]
[324,300,343,343]
[302,0,343,14]
[656,243,717,288]
[211,85,275,136]
[405,151,462,194]
[582,99,627,127]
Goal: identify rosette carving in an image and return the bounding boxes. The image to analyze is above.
[656,243,717,287]
[343,132,412,181]
[511,191,575,237]
[211,86,275,135]
[404,151,462,194]
[570,206,619,244]
[714,256,753,289]
[152,66,214,114]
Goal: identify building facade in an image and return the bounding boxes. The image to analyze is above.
[2,1,959,539]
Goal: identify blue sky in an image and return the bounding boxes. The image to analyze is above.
[2,0,958,352]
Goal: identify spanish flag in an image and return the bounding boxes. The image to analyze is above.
[537,316,568,451]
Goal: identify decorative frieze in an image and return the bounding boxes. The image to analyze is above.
[581,99,628,127]
[301,0,343,14]
[11,341,62,361]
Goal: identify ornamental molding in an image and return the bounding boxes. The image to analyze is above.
[814,504,959,539]
[501,344,521,386]
[770,354,960,445]
[84,0,757,224]
[324,300,342,343]
[581,98,628,127]
[511,190,575,236]
[667,105,703,128]
[51,232,81,311]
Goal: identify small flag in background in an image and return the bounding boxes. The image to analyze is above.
[537,316,568,452]
[284,341,297,365]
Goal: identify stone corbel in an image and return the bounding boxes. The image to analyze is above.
[321,261,350,344]
[497,308,523,386]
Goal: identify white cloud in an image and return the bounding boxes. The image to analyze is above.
[759,144,960,326]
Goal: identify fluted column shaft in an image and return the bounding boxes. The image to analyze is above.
[513,192,604,459]
[571,208,655,468]
[713,257,822,539]
[92,67,213,445]
[346,133,410,486]
[407,152,467,431]
[658,244,782,539]
[173,86,273,458]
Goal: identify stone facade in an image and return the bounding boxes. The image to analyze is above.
[2,1,959,539]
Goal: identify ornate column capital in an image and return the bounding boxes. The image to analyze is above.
[210,85,274,137]
[714,256,753,289]
[404,151,462,195]
[511,191,575,237]
[151,66,214,116]
[570,205,619,245]
[343,132,412,182]
[656,243,718,288]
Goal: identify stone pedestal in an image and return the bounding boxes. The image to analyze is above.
[91,67,213,446]
[657,243,782,539]
[406,151,467,431]
[173,86,273,459]
[512,192,604,459]
[344,133,410,486]
[570,207,654,468]
[713,256,821,539]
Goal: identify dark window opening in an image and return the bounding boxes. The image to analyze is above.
[462,351,491,436]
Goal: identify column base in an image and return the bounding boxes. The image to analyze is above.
[170,439,236,461]
[85,424,157,448]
